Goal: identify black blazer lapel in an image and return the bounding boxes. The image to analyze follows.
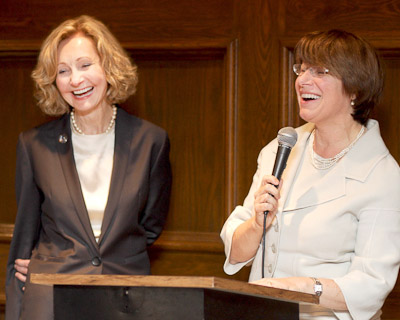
[99,108,132,244]
[55,115,99,250]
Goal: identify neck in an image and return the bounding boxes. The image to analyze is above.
[313,120,364,158]
[71,104,116,135]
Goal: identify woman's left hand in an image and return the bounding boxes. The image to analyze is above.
[14,259,30,283]
[250,277,347,310]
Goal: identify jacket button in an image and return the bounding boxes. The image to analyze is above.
[271,243,276,253]
[91,257,101,266]
[58,134,68,144]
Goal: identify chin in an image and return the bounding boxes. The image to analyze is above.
[298,110,311,123]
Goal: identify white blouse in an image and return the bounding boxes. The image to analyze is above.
[71,126,115,242]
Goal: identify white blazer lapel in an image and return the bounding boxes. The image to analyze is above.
[278,123,346,212]
[286,161,346,211]
[277,123,313,212]
[277,119,387,213]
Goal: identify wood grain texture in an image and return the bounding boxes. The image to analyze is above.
[283,0,400,38]
[1,0,400,319]
[0,0,233,43]
[233,0,282,206]
[126,48,229,232]
[30,273,318,304]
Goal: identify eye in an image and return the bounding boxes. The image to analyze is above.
[315,67,326,75]
[314,66,329,76]
[81,62,92,69]
[57,68,68,75]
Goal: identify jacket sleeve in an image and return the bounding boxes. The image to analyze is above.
[6,133,42,320]
[334,155,400,320]
[139,130,172,246]
[220,143,273,275]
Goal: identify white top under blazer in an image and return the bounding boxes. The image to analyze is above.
[72,126,115,241]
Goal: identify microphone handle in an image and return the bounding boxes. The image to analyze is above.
[263,144,292,215]
[272,144,292,180]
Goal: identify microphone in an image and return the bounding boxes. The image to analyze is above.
[263,127,297,214]
[271,127,298,182]
[261,127,297,278]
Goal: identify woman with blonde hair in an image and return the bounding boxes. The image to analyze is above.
[6,15,172,320]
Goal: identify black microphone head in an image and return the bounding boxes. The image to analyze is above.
[277,127,297,148]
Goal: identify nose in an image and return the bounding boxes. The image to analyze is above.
[70,70,83,87]
[296,69,313,86]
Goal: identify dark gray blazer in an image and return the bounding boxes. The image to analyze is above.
[5,107,172,320]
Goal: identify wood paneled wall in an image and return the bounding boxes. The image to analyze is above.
[1,0,399,318]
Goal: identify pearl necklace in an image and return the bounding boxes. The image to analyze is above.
[71,105,117,135]
[310,125,365,170]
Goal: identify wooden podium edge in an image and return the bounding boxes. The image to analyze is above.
[30,273,318,305]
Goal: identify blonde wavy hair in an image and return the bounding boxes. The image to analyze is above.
[32,15,138,116]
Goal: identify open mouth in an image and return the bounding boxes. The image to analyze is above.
[73,87,94,98]
[301,93,320,101]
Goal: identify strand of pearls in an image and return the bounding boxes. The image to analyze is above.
[71,105,117,135]
[310,125,365,170]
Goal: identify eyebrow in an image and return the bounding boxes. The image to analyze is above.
[57,56,94,66]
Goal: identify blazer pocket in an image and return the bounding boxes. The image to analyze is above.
[34,253,66,263]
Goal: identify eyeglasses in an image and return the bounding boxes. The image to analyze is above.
[293,64,329,77]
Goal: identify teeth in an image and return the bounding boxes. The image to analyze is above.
[302,93,320,100]
[74,87,93,95]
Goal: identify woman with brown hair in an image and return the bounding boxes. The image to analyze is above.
[6,15,172,320]
[221,29,400,319]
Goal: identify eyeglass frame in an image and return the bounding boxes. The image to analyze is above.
[293,64,329,77]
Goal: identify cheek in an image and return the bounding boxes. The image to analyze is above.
[96,72,108,88]
[55,78,72,104]
[294,79,301,95]
[55,77,67,94]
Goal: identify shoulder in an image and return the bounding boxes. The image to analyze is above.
[18,115,68,144]
[347,120,399,181]
[117,107,168,141]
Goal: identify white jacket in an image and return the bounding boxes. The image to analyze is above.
[221,120,400,320]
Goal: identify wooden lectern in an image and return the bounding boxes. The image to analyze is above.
[31,274,318,320]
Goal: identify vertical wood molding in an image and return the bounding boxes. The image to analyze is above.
[225,39,239,217]
[280,44,299,129]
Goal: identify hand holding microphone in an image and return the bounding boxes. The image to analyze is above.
[254,127,298,224]
[258,127,297,278]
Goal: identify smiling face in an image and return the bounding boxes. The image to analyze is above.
[55,33,109,115]
[295,64,354,126]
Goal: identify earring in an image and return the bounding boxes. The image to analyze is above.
[350,100,355,106]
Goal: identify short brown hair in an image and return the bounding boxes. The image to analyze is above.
[294,29,384,125]
[32,15,138,116]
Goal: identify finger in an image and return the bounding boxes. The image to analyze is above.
[14,264,28,274]
[255,200,279,217]
[254,185,279,201]
[255,201,276,215]
[15,272,27,283]
[254,204,277,225]
[15,259,30,268]
[259,180,281,199]
[261,175,280,187]
[263,192,279,209]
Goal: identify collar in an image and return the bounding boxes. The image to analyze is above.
[279,119,388,211]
